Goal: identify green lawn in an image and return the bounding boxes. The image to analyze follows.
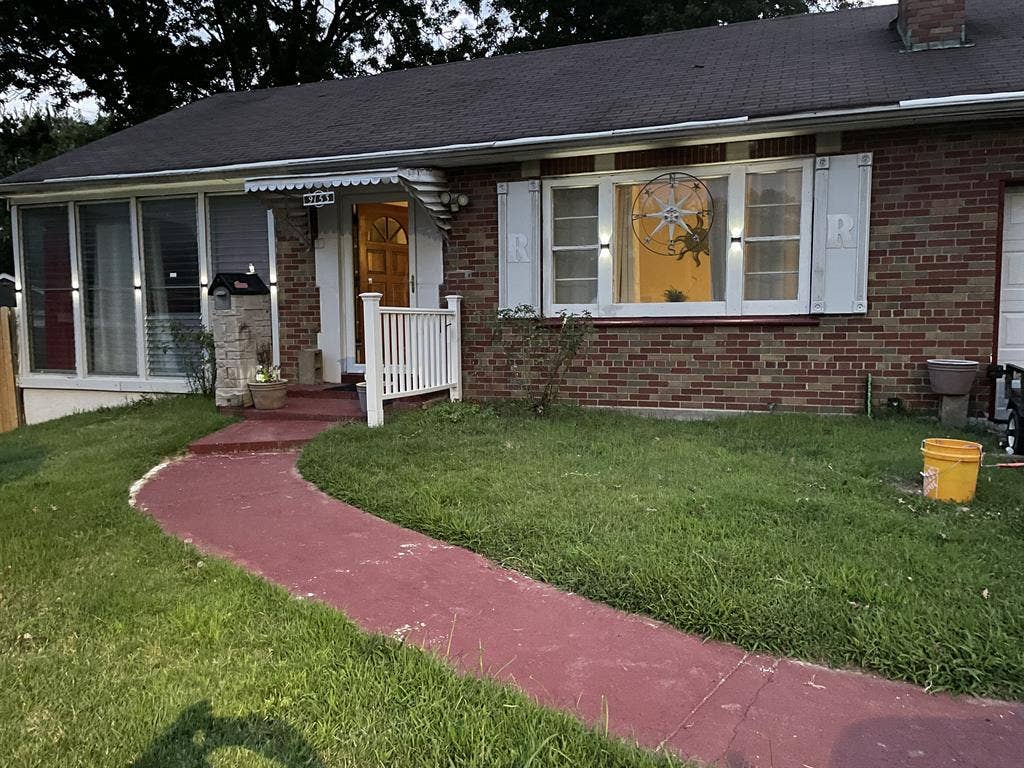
[300,402,1024,701]
[0,397,678,768]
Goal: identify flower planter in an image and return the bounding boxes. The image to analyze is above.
[249,380,289,410]
[926,359,978,396]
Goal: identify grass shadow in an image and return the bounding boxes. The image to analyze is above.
[129,700,325,768]
[0,437,47,485]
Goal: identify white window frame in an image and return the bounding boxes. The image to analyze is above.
[13,189,277,392]
[73,198,140,380]
[204,191,278,366]
[542,157,815,318]
[136,194,208,379]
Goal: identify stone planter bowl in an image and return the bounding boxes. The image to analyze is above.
[249,380,289,410]
[926,360,978,396]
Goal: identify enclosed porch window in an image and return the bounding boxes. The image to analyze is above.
[14,192,276,386]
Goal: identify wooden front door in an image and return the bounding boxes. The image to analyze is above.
[355,203,409,363]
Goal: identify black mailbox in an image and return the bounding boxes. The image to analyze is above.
[208,272,269,310]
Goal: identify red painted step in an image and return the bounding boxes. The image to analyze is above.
[188,420,337,454]
[288,384,358,400]
[221,397,363,422]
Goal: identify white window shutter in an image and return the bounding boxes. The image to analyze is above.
[497,180,541,311]
[810,153,873,314]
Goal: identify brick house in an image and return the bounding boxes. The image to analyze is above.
[2,0,1022,426]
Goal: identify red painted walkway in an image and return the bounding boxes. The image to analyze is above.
[133,449,1023,768]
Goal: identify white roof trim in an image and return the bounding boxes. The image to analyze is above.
[5,93,1024,192]
[244,167,451,231]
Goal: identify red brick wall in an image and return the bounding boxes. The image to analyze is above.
[898,0,966,49]
[273,199,318,380]
[445,120,1024,416]
[615,143,726,170]
[540,156,595,176]
[750,134,817,160]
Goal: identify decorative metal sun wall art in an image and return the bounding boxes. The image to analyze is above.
[631,172,715,265]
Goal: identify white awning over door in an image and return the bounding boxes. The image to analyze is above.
[243,168,452,231]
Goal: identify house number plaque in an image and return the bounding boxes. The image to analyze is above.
[303,190,336,208]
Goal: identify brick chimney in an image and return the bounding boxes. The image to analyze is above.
[897,0,969,50]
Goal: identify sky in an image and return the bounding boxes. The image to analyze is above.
[2,0,900,122]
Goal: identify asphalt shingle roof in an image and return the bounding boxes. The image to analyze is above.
[5,0,1023,185]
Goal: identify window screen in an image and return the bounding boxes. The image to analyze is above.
[20,206,75,373]
[551,187,599,304]
[140,198,201,377]
[208,195,271,279]
[743,170,803,301]
[78,202,138,376]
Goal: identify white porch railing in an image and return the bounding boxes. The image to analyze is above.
[360,292,462,427]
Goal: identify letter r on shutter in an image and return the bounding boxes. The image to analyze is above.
[497,180,541,311]
[811,153,872,314]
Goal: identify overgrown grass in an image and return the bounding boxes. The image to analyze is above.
[300,402,1024,701]
[0,397,680,767]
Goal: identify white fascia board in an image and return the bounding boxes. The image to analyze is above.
[898,91,1024,109]
[3,92,1024,195]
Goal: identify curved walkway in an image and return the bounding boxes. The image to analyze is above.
[133,447,1023,768]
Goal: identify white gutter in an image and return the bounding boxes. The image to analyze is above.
[3,116,751,187]
[3,91,1024,190]
[899,90,1024,109]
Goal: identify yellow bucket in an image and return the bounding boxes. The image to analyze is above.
[921,438,983,503]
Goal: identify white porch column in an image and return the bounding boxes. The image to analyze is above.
[360,292,385,427]
[445,294,462,402]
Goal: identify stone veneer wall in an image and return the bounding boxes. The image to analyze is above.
[443,120,1024,416]
[211,293,271,407]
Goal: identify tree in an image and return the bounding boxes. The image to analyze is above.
[0,1,480,128]
[0,1,212,128]
[0,110,111,273]
[490,0,864,53]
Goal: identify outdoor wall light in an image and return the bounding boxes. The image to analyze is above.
[439,191,470,213]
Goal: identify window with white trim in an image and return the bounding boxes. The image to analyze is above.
[207,194,271,279]
[20,206,75,373]
[140,197,202,377]
[14,192,276,386]
[78,201,138,376]
[543,159,814,317]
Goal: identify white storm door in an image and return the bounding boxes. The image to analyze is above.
[997,190,1024,416]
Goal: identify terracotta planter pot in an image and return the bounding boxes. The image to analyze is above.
[249,380,289,410]
[927,360,978,396]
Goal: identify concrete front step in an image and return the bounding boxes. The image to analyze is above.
[221,397,363,422]
[288,384,359,400]
[189,420,337,454]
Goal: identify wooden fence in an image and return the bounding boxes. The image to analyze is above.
[0,306,22,432]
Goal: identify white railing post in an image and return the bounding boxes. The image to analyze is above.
[360,292,385,427]
[445,295,463,402]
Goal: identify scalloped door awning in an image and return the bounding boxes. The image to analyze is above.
[244,168,451,231]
